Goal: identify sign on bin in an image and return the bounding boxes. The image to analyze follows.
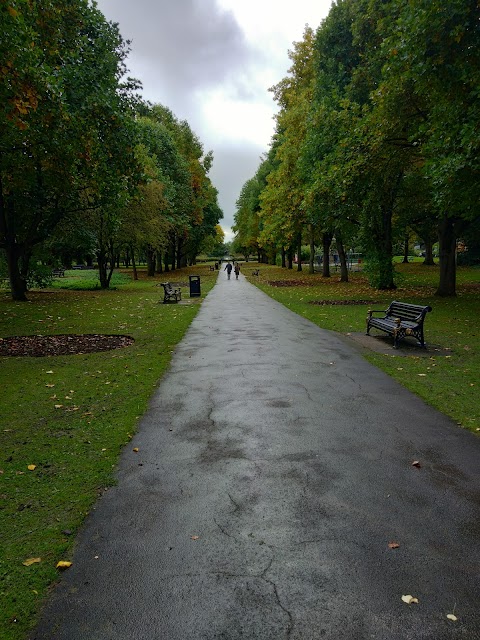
[189,275,201,297]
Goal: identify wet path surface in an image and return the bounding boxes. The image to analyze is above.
[33,272,480,639]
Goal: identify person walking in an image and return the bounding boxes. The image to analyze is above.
[224,261,233,280]
[234,262,241,280]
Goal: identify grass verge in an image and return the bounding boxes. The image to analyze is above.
[248,262,479,434]
[0,266,217,640]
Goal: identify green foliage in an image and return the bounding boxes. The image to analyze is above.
[0,0,141,299]
[26,265,54,290]
[363,252,398,290]
[236,0,479,297]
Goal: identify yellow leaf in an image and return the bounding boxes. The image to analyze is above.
[56,561,72,570]
[133,447,139,452]
[27,464,36,471]
[23,557,41,566]
[54,404,63,409]
[447,614,458,622]
[401,595,419,604]
[46,370,54,374]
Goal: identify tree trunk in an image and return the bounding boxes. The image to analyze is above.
[297,234,302,272]
[423,239,435,266]
[164,251,170,273]
[156,251,163,274]
[375,204,396,290]
[6,244,28,300]
[170,238,176,271]
[287,248,293,269]
[131,246,138,281]
[98,250,109,289]
[281,247,286,268]
[1,185,28,300]
[336,231,349,283]
[435,215,456,296]
[402,231,409,263]
[322,232,333,278]
[309,224,315,274]
[176,237,183,270]
[146,247,155,277]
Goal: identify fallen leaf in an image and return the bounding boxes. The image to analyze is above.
[27,464,36,471]
[447,614,458,622]
[133,447,139,452]
[46,370,54,374]
[412,460,421,468]
[401,595,419,605]
[191,535,200,541]
[54,404,63,409]
[46,383,55,388]
[23,557,41,566]
[56,561,72,570]
[388,542,400,549]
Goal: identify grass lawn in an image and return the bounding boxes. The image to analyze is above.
[248,261,480,434]
[0,265,217,640]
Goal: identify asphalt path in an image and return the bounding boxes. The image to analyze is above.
[33,270,480,639]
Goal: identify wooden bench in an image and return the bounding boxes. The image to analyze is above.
[52,268,65,277]
[366,301,432,349]
[160,282,181,304]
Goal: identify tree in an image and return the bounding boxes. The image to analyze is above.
[377,0,480,295]
[0,0,140,299]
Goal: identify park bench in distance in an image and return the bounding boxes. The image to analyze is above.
[52,268,65,277]
[160,282,181,304]
[366,301,432,349]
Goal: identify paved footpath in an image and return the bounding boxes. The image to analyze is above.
[33,272,480,640]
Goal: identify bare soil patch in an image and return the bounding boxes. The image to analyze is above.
[0,334,134,357]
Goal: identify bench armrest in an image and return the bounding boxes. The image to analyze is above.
[367,309,387,318]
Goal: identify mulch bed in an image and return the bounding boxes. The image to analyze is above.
[309,300,377,306]
[0,334,134,357]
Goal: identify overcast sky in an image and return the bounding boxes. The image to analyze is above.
[95,0,333,241]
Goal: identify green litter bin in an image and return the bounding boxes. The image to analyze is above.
[189,275,201,297]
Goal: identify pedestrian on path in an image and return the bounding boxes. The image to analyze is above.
[224,261,232,279]
[234,262,241,280]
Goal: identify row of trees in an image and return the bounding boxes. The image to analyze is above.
[232,0,479,295]
[0,1,222,300]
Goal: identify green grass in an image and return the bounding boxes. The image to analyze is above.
[0,265,217,640]
[250,262,480,434]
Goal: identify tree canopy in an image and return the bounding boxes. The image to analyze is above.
[233,0,480,294]
[0,1,223,298]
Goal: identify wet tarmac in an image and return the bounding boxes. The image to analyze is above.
[32,271,480,639]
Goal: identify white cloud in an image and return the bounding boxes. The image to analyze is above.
[95,0,333,236]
